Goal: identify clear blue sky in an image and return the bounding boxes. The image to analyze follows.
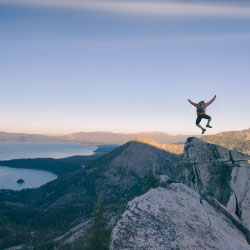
[0,0,249,135]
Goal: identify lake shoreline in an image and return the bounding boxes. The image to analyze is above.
[0,142,118,190]
[0,143,118,175]
[0,141,97,161]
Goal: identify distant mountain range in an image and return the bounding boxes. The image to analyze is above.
[0,131,199,145]
[202,128,250,155]
[1,129,249,154]
[61,131,195,145]
[0,131,57,142]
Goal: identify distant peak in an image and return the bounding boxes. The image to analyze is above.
[131,137,160,145]
[130,137,184,154]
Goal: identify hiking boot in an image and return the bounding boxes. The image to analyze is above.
[202,128,206,134]
[206,125,212,128]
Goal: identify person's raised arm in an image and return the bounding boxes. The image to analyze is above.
[205,95,216,107]
[188,99,197,107]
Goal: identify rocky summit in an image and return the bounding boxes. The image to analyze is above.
[110,137,250,250]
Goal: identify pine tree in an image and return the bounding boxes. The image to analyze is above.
[84,191,111,250]
[142,170,160,194]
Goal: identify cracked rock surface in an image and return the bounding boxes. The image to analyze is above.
[110,183,250,250]
[177,137,250,230]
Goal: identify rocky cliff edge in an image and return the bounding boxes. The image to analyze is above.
[110,137,250,250]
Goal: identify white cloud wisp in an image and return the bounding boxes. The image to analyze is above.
[1,0,250,18]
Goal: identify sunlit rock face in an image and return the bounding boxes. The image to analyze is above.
[110,184,250,250]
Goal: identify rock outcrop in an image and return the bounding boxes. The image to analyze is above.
[110,183,250,250]
[111,137,250,249]
[177,137,250,230]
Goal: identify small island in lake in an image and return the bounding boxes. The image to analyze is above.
[17,179,25,184]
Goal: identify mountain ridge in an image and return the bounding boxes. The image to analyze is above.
[0,138,183,248]
[0,131,198,145]
[1,136,250,249]
[202,128,250,155]
[1,128,249,147]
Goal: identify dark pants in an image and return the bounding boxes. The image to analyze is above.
[196,114,211,125]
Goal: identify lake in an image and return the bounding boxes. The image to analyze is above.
[0,141,97,160]
[0,141,97,190]
[0,166,57,190]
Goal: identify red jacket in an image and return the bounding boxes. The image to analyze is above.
[188,96,216,115]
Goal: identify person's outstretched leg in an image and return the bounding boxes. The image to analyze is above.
[206,115,212,128]
[196,116,206,134]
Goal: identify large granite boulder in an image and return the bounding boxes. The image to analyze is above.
[110,183,250,250]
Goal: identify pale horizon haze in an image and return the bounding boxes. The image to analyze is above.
[0,0,250,135]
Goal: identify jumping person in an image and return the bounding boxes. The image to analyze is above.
[188,95,216,134]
